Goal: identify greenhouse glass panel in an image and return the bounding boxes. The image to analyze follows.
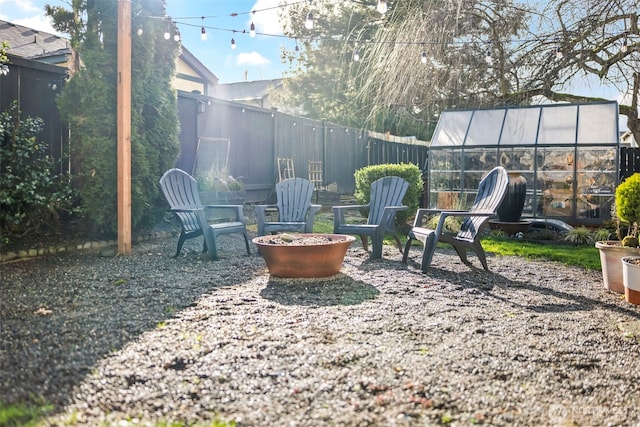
[575,147,617,219]
[465,109,505,146]
[538,105,578,145]
[577,103,619,145]
[500,107,540,146]
[426,102,619,225]
[430,110,473,147]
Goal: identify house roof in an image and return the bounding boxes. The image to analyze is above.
[179,47,218,86]
[213,79,283,102]
[0,19,70,64]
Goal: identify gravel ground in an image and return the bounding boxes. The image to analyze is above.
[2,224,640,426]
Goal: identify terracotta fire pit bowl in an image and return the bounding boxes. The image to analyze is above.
[252,233,355,278]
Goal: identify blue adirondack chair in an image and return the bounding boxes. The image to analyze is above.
[159,168,251,260]
[402,166,509,272]
[255,177,322,236]
[333,176,409,259]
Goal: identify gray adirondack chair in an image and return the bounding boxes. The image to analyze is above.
[255,177,322,236]
[333,176,409,259]
[402,166,509,272]
[159,168,251,260]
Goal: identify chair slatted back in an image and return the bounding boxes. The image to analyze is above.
[275,178,315,222]
[457,167,509,241]
[160,168,203,234]
[367,176,409,227]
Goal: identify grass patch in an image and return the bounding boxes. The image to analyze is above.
[310,212,600,270]
[481,236,600,270]
[0,401,53,427]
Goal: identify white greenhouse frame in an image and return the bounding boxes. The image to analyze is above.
[426,101,620,225]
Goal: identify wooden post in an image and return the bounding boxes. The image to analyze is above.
[117,0,132,255]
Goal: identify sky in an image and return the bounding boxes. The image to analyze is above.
[0,0,630,131]
[0,0,296,83]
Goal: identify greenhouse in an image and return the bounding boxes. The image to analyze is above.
[425,101,620,226]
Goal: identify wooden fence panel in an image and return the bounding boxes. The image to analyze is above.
[620,146,640,180]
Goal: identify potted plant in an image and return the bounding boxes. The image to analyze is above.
[622,256,640,305]
[595,173,640,294]
[197,169,245,205]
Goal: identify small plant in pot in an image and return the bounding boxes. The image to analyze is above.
[616,173,640,304]
[595,173,640,294]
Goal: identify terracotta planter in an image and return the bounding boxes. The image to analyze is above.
[595,241,640,294]
[622,256,640,305]
[253,234,355,278]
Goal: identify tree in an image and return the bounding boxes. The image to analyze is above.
[501,0,639,143]
[46,0,180,236]
[278,0,530,140]
[279,0,638,142]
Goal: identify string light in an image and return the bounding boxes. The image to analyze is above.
[136,27,144,36]
[485,42,492,65]
[305,12,314,30]
[163,23,170,40]
[152,1,634,67]
[200,16,207,40]
[377,0,388,14]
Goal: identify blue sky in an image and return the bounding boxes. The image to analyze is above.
[0,0,296,83]
[0,0,630,131]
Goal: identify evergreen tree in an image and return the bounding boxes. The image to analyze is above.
[47,0,180,235]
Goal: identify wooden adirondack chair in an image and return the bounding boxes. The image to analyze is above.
[402,166,509,272]
[255,177,322,236]
[159,168,251,260]
[333,176,409,259]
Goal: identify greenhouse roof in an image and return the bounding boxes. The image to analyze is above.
[430,102,619,148]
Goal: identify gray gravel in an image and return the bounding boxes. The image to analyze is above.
[2,228,640,426]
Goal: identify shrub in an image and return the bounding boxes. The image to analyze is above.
[353,163,422,226]
[615,173,640,246]
[0,102,77,245]
[563,226,594,245]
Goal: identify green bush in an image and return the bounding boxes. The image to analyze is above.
[54,0,180,236]
[0,102,76,246]
[353,163,422,226]
[615,173,640,245]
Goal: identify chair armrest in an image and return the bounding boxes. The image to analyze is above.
[381,205,408,230]
[332,204,368,226]
[412,208,468,227]
[203,204,245,223]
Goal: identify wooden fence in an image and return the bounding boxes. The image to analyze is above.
[620,146,640,180]
[177,92,429,202]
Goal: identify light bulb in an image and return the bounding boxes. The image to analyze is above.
[173,30,180,42]
[201,26,207,41]
[485,50,492,65]
[622,39,628,53]
[250,22,256,37]
[377,0,387,14]
[305,12,314,30]
[421,51,427,64]
[163,30,170,40]
[231,38,236,49]
[555,46,563,60]
[353,49,360,61]
[136,27,143,36]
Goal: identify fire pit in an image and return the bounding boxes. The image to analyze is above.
[252,233,355,278]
